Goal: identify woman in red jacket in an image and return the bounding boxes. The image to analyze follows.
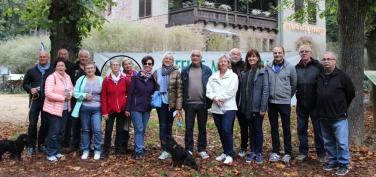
[101,60,128,159]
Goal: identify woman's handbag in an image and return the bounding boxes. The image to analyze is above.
[151,90,162,108]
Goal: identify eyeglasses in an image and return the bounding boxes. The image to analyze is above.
[191,54,201,57]
[299,50,310,53]
[143,62,153,66]
[321,58,335,61]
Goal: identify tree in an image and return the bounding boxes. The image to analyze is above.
[0,0,28,40]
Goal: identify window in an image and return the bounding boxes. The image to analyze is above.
[139,0,152,18]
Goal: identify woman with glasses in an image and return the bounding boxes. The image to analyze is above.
[126,56,156,159]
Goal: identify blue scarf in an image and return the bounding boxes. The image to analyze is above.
[37,63,50,75]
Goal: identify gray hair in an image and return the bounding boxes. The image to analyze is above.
[190,49,202,58]
[217,55,232,70]
[79,49,90,58]
[163,52,175,62]
[298,45,312,52]
[324,51,337,60]
[110,59,120,66]
[229,48,241,57]
[122,57,133,66]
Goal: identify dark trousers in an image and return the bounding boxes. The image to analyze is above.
[103,113,128,152]
[247,112,264,154]
[296,106,325,156]
[268,103,292,155]
[237,112,251,151]
[184,103,207,152]
[157,103,175,151]
[28,99,48,148]
[213,111,236,157]
[46,110,68,157]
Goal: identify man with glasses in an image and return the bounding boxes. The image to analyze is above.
[181,49,212,159]
[295,45,326,163]
[316,52,354,176]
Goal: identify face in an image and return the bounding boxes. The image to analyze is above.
[55,61,66,74]
[58,49,69,61]
[39,52,49,65]
[163,56,173,66]
[84,64,95,77]
[321,53,336,69]
[299,47,312,61]
[79,52,89,65]
[230,50,241,62]
[218,58,229,71]
[110,61,120,73]
[191,50,202,66]
[123,60,133,72]
[143,59,153,72]
[247,54,259,66]
[273,47,284,62]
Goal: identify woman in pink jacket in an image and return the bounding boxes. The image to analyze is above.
[43,58,74,162]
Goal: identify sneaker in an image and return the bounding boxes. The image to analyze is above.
[188,150,193,155]
[93,151,101,160]
[335,164,349,176]
[135,152,142,160]
[215,153,227,161]
[158,151,171,160]
[55,153,64,159]
[238,149,246,158]
[199,151,210,159]
[255,153,263,164]
[223,156,233,164]
[47,156,58,162]
[38,146,48,154]
[324,163,339,171]
[269,153,280,162]
[296,154,308,162]
[27,147,35,156]
[318,155,326,163]
[281,154,291,164]
[246,152,255,163]
[81,151,89,160]
[101,150,109,160]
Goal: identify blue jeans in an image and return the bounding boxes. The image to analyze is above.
[213,111,236,157]
[28,99,48,148]
[320,119,350,166]
[268,103,292,155]
[157,103,175,151]
[184,103,208,152]
[80,106,102,152]
[46,110,68,157]
[131,111,150,154]
[296,106,325,156]
[247,112,264,154]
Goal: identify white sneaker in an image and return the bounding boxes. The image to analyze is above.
[81,151,89,160]
[93,151,101,160]
[269,153,281,162]
[188,150,192,155]
[158,151,170,160]
[199,151,209,159]
[281,154,291,164]
[223,156,233,164]
[47,156,58,162]
[238,149,246,158]
[215,153,227,161]
[55,153,64,159]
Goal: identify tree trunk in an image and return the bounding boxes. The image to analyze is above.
[365,12,376,129]
[337,0,366,145]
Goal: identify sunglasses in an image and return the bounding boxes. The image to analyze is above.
[143,62,153,66]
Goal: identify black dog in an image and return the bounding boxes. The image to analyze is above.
[163,136,198,170]
[0,134,28,160]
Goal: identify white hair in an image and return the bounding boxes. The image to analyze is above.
[79,49,90,58]
[229,48,241,57]
[324,51,337,60]
[163,52,175,62]
[190,49,202,58]
[298,45,312,52]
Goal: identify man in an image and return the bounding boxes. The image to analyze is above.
[23,51,54,155]
[316,52,354,176]
[72,49,101,84]
[181,49,212,159]
[266,46,297,164]
[228,48,248,157]
[295,45,325,162]
[57,48,75,81]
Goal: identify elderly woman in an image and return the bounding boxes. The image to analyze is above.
[238,49,269,164]
[206,55,238,164]
[126,56,155,160]
[43,58,74,162]
[122,57,138,89]
[71,61,103,160]
[101,60,128,159]
[153,52,183,160]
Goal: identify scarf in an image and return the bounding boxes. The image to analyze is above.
[37,63,50,75]
[162,65,176,76]
[298,58,310,67]
[140,70,152,81]
[273,61,284,73]
[111,72,121,84]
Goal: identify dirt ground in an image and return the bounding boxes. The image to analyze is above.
[0,94,29,124]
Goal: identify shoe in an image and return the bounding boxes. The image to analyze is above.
[81,151,89,160]
[38,146,48,154]
[188,150,193,155]
[135,153,142,160]
[269,153,280,162]
[318,155,326,163]
[47,156,58,162]
[101,150,109,160]
[158,151,171,160]
[238,149,246,158]
[246,152,255,163]
[335,164,349,176]
[323,163,339,171]
[215,153,227,161]
[199,151,210,159]
[115,149,126,155]
[296,154,308,162]
[27,147,35,156]
[255,153,263,164]
[93,151,101,160]
[55,153,64,159]
[281,154,291,164]
[223,156,233,164]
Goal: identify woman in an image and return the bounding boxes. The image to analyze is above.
[153,52,183,160]
[101,60,128,159]
[71,61,103,160]
[122,57,138,89]
[126,55,155,159]
[238,49,269,164]
[43,58,74,162]
[206,55,238,164]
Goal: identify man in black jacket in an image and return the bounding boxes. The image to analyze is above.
[295,45,325,162]
[23,51,54,155]
[316,51,355,176]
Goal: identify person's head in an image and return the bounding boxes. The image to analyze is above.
[84,61,96,77]
[321,51,337,71]
[229,48,241,63]
[39,51,50,65]
[273,46,285,63]
[162,52,174,67]
[110,60,121,74]
[54,57,66,75]
[190,49,202,66]
[57,48,69,61]
[245,49,262,70]
[78,49,90,65]
[299,45,312,61]
[141,55,154,72]
[122,57,134,72]
[217,55,231,72]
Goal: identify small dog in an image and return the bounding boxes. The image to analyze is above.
[163,136,198,170]
[0,134,28,160]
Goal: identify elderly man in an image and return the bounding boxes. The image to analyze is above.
[295,45,325,162]
[23,51,54,155]
[72,49,101,84]
[316,52,354,176]
[181,49,212,159]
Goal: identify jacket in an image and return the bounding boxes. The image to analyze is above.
[206,69,238,114]
[23,64,54,101]
[72,63,101,85]
[316,68,355,120]
[181,63,212,109]
[126,72,156,112]
[71,75,103,118]
[231,60,245,103]
[124,70,138,90]
[266,60,297,104]
[238,67,269,115]
[153,65,183,110]
[101,73,127,116]
[43,72,74,117]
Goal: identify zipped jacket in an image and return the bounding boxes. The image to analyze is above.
[101,73,127,116]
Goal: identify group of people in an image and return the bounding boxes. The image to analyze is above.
[22,45,355,176]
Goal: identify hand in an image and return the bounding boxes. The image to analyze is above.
[102,114,109,120]
[86,93,93,101]
[175,110,183,119]
[125,111,130,117]
[260,112,266,116]
[65,92,72,100]
[30,88,38,94]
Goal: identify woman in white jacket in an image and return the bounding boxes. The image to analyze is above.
[206,55,239,164]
